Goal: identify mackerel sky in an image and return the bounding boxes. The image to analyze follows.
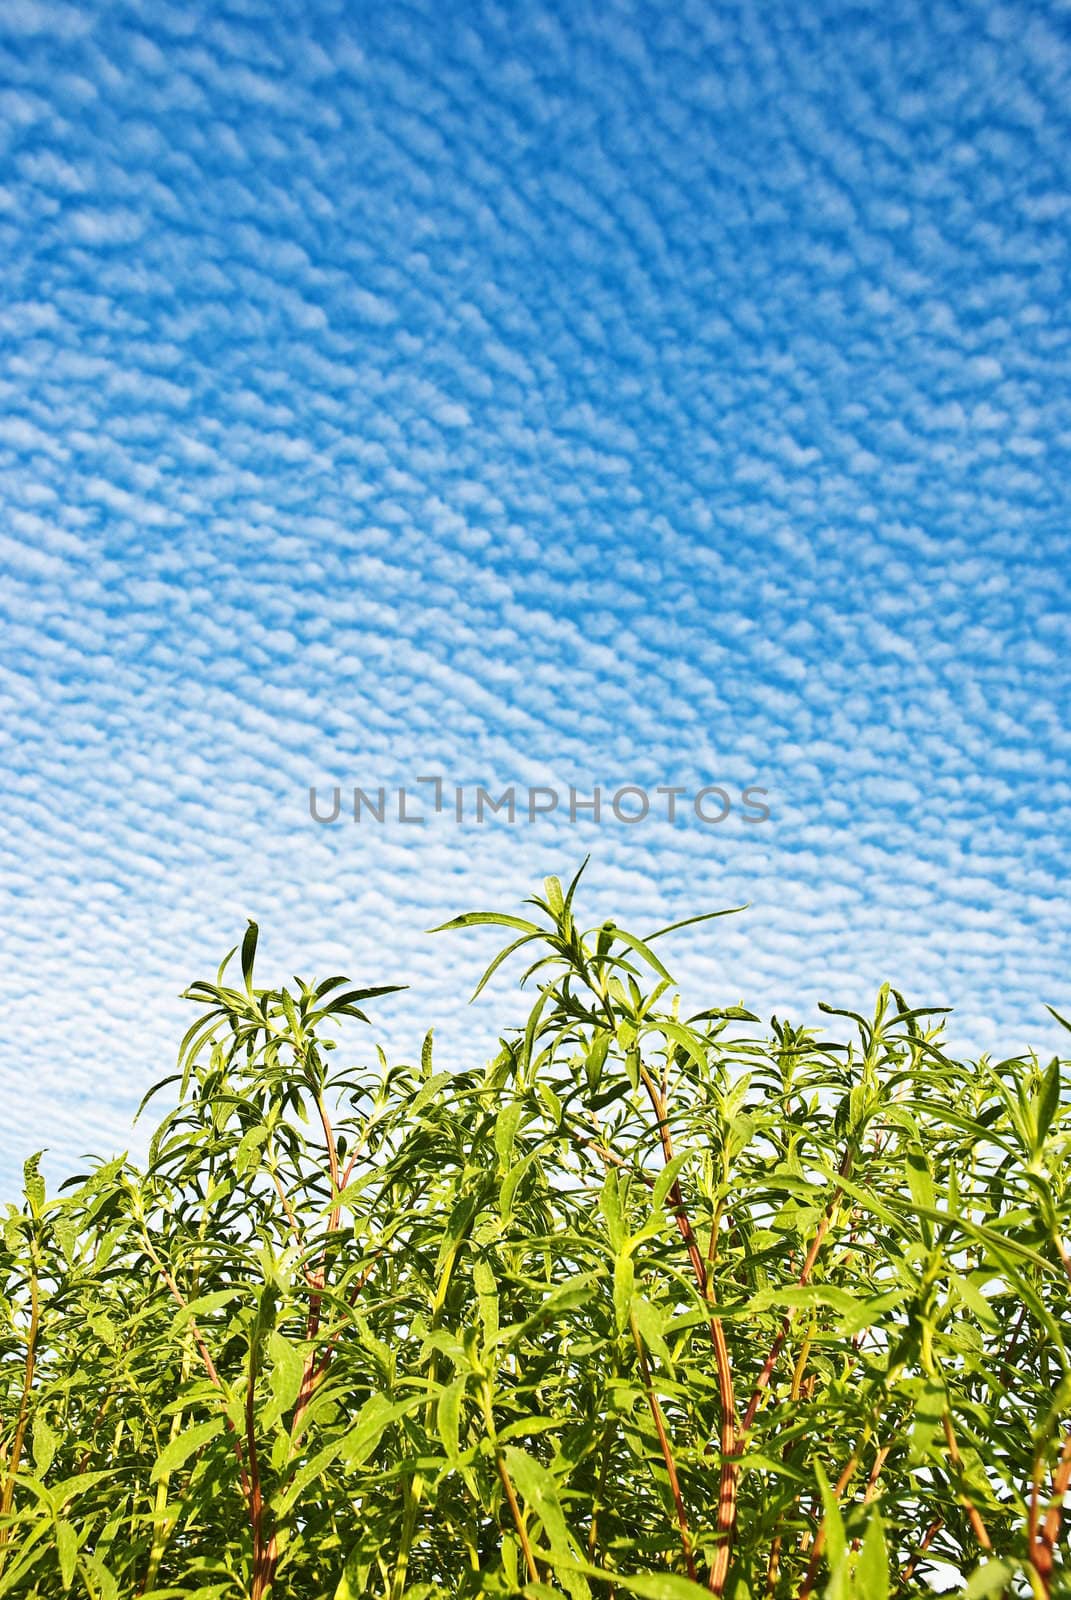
[1,0,1069,1193]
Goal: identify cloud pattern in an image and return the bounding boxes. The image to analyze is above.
[1,0,1069,1192]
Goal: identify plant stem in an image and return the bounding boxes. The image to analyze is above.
[0,1244,39,1557]
[246,1332,272,1600]
[587,1417,616,1563]
[141,1325,196,1593]
[1028,1234,1071,1596]
[496,1456,540,1584]
[637,1063,739,1594]
[742,1148,851,1433]
[630,1311,697,1582]
[1027,1426,1071,1598]
[139,1229,253,1502]
[941,1410,991,1551]
[796,1448,861,1600]
[479,1380,539,1585]
[896,1517,942,1591]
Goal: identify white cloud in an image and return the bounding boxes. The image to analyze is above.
[0,0,1069,1192]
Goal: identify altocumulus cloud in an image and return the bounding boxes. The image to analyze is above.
[0,0,1069,1191]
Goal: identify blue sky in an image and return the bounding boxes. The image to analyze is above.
[1,0,1069,1194]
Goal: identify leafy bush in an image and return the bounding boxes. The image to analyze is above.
[2,872,1070,1600]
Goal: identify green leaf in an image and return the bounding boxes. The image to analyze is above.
[652,1150,689,1211]
[815,1460,848,1569]
[495,1100,523,1166]
[609,1575,715,1599]
[951,1273,999,1331]
[235,1123,269,1176]
[310,983,406,1021]
[963,1562,1013,1598]
[563,856,591,912]
[23,1152,45,1214]
[437,1374,465,1464]
[340,1393,424,1467]
[906,1143,935,1242]
[625,1046,641,1090]
[500,1150,540,1222]
[614,1253,635,1333]
[632,1294,672,1366]
[410,1071,452,1117]
[1037,1056,1061,1143]
[855,1510,889,1600]
[647,1018,711,1075]
[274,1435,348,1518]
[468,932,541,1002]
[150,1417,226,1482]
[513,1277,597,1339]
[584,1034,610,1094]
[643,905,747,943]
[600,1170,626,1252]
[544,876,565,918]
[240,919,259,997]
[55,1518,78,1589]
[502,1447,590,1597]
[603,925,675,986]
[430,911,542,935]
[32,1414,57,1476]
[502,1447,567,1540]
[909,1378,946,1462]
[835,1288,907,1337]
[537,1080,563,1127]
[173,1288,243,1328]
[82,1552,118,1600]
[333,1536,375,1600]
[268,1331,306,1414]
[751,1283,859,1317]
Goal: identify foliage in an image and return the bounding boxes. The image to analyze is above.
[2,870,1071,1600]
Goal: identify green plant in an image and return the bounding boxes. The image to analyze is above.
[2,869,1069,1599]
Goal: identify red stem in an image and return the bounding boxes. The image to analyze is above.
[638,1064,739,1595]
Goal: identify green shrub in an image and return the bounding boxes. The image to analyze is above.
[2,871,1069,1599]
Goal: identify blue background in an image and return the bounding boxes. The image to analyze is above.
[1,0,1069,1192]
